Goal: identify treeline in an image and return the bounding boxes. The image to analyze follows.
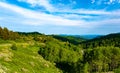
[0,27,19,40]
[80,33,120,49]
[38,37,82,73]
[0,26,46,42]
[18,32,43,36]
[81,47,120,73]
[51,35,85,45]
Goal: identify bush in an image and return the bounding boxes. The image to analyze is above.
[114,67,120,73]
[11,44,17,50]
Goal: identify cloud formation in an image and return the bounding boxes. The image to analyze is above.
[18,0,55,12]
[1,1,120,25]
[0,0,120,34]
[0,2,86,27]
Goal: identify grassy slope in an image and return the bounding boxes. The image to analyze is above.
[0,42,62,73]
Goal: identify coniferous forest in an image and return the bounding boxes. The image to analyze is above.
[0,26,120,73]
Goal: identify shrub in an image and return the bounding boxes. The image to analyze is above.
[11,44,17,50]
[114,67,120,73]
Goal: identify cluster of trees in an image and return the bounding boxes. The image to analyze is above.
[38,33,120,73]
[82,47,120,72]
[78,33,120,73]
[38,37,82,73]
[52,35,85,45]
[0,27,19,40]
[80,33,120,49]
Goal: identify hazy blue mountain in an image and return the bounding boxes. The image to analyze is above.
[59,34,102,39]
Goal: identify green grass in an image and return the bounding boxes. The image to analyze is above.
[0,43,62,73]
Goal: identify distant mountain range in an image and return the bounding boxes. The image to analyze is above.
[59,34,102,39]
[79,33,120,49]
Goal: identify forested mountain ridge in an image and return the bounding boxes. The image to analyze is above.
[80,33,120,49]
[0,26,120,73]
[51,35,85,45]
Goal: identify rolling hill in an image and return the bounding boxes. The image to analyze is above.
[80,33,120,49]
[0,26,120,73]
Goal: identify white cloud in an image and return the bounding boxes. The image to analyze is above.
[0,1,120,29]
[89,18,120,25]
[110,0,113,3]
[64,9,111,15]
[56,13,96,20]
[17,0,110,15]
[0,2,87,27]
[97,0,120,5]
[18,0,54,12]
[17,0,115,15]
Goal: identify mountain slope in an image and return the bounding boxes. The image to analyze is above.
[0,26,120,73]
[80,33,120,49]
[0,43,62,73]
[51,35,85,45]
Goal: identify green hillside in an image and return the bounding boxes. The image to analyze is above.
[79,33,120,49]
[0,27,62,73]
[51,35,85,45]
[0,43,62,73]
[0,26,120,73]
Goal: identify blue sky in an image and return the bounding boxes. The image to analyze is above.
[0,0,120,34]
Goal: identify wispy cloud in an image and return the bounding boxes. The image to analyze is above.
[0,2,86,27]
[96,0,120,5]
[16,0,115,15]
[55,9,111,15]
[0,0,120,34]
[0,1,120,26]
[16,0,119,16]
[18,0,55,12]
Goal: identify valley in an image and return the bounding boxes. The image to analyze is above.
[0,26,120,73]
